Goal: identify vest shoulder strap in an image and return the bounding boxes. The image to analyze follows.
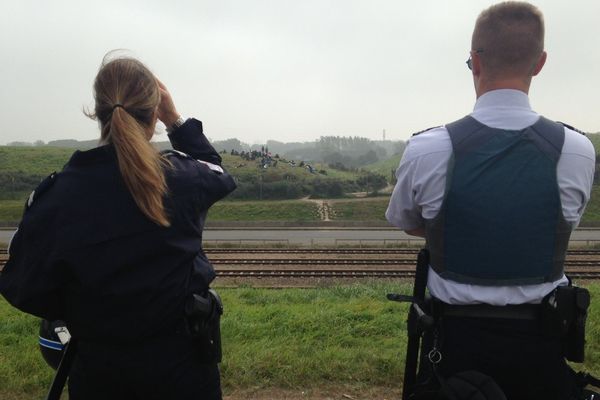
[445,116,484,147]
[445,116,565,162]
[412,126,442,137]
[557,121,586,135]
[529,117,565,163]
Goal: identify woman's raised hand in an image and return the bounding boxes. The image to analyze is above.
[156,78,181,128]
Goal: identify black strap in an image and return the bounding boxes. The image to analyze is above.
[45,338,78,400]
[402,249,430,400]
[441,303,541,320]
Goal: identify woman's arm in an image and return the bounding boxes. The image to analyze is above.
[157,79,223,165]
[0,178,65,321]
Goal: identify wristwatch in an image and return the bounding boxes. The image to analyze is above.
[167,116,186,133]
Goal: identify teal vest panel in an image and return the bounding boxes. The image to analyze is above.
[425,116,571,286]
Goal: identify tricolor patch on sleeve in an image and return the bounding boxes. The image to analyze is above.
[39,336,64,351]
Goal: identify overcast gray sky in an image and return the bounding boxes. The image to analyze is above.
[1,0,598,145]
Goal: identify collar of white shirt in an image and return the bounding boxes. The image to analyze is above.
[470,89,540,130]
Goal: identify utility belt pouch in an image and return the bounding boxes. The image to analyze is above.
[185,289,224,363]
[541,285,590,363]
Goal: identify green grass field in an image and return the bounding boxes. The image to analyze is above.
[329,198,389,221]
[5,192,600,227]
[581,186,600,226]
[208,200,320,222]
[0,200,23,224]
[2,142,600,226]
[586,133,600,152]
[2,283,600,399]
[363,154,402,181]
[0,147,73,176]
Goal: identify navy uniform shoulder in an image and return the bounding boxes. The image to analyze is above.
[161,149,193,159]
[557,121,586,136]
[26,172,58,210]
[412,126,442,137]
[161,149,224,174]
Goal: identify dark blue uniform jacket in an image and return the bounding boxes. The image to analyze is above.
[0,119,236,343]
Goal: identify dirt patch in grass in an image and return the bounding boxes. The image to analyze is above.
[224,385,401,400]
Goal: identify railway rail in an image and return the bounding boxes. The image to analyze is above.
[3,247,600,279]
[204,247,600,256]
[3,247,600,256]
[215,269,600,280]
[209,258,600,267]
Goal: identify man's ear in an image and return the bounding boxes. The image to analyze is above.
[471,51,483,77]
[532,51,547,76]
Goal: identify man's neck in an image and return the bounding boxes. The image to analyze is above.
[475,77,532,98]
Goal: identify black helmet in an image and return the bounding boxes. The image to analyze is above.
[39,319,69,370]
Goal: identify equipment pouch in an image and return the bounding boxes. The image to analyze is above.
[567,287,590,363]
[185,289,224,363]
[541,285,590,363]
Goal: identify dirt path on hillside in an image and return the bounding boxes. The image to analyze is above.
[302,198,332,221]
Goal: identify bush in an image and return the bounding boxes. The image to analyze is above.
[356,172,387,192]
[310,179,345,199]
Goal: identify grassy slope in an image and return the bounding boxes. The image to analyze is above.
[2,133,598,180]
[0,201,24,223]
[2,142,600,225]
[2,283,600,399]
[0,147,358,185]
[362,154,402,181]
[208,200,319,222]
[221,153,361,188]
[581,186,600,226]
[0,147,73,175]
[586,133,600,152]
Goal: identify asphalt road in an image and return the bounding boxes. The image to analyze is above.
[2,227,600,247]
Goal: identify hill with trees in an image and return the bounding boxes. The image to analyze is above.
[0,136,398,202]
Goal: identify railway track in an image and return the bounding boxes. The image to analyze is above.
[217,269,416,278]
[3,247,600,256]
[204,247,600,256]
[3,247,600,279]
[209,258,600,267]
[215,269,600,280]
[206,248,422,255]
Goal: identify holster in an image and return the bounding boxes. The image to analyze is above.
[541,285,590,363]
[184,289,224,363]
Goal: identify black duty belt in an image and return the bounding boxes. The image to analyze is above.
[440,303,541,320]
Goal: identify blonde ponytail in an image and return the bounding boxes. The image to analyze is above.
[110,108,171,226]
[88,56,171,227]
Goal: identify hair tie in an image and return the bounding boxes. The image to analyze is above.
[112,103,125,111]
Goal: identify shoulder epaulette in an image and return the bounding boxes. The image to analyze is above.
[557,121,586,136]
[161,149,224,173]
[161,149,192,159]
[26,172,57,210]
[412,126,442,137]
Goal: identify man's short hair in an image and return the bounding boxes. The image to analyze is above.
[472,1,544,77]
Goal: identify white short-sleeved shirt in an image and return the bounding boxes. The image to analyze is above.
[386,89,596,305]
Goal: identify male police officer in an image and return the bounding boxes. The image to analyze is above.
[386,2,595,399]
